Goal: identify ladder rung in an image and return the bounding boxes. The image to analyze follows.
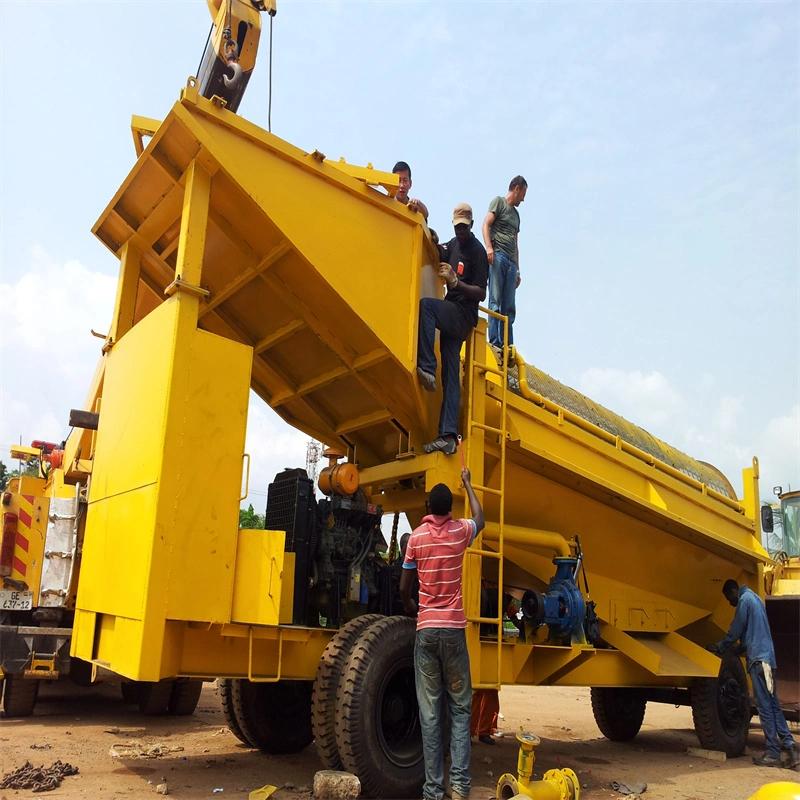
[472,483,502,496]
[469,615,504,625]
[473,362,505,378]
[470,421,504,436]
[469,548,501,559]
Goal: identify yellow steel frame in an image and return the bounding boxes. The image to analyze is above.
[64,84,766,692]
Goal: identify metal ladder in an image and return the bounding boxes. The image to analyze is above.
[463,309,511,690]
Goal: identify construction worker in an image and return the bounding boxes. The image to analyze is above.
[482,176,527,358]
[393,161,429,221]
[417,203,488,455]
[710,579,799,770]
[400,468,485,800]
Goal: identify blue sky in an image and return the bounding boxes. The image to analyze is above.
[1,1,798,513]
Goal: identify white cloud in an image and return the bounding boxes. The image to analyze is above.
[711,395,743,438]
[759,404,800,494]
[0,250,116,454]
[241,394,315,509]
[0,252,314,504]
[576,367,685,430]
[1,246,115,358]
[572,367,777,501]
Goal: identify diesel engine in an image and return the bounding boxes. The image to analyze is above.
[264,466,399,628]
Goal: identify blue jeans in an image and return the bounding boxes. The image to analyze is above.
[415,628,472,800]
[488,249,518,348]
[749,661,795,757]
[418,298,473,438]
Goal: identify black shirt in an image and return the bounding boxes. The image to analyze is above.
[438,233,489,328]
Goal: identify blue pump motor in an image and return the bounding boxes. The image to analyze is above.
[521,557,586,641]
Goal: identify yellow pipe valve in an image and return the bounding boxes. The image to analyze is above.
[496,732,580,800]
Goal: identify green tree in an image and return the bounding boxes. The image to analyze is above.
[239,504,265,529]
[0,460,9,490]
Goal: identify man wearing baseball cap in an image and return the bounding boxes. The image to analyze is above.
[417,203,489,455]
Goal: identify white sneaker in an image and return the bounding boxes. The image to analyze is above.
[491,730,504,738]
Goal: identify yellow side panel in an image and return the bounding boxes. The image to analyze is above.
[231,529,293,626]
[78,486,155,618]
[164,324,251,622]
[73,297,252,679]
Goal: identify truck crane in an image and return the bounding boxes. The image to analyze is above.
[0,0,276,719]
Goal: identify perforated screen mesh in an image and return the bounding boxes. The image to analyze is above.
[508,361,737,501]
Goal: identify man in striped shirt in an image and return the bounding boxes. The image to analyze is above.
[400,469,485,800]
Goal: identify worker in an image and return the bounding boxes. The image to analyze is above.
[481,176,527,358]
[417,203,489,455]
[400,468,484,800]
[709,579,799,769]
[471,688,501,745]
[471,586,517,745]
[393,161,429,221]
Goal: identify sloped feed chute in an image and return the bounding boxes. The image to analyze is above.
[92,85,442,466]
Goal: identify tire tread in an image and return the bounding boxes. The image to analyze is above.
[3,674,39,718]
[590,687,646,741]
[312,614,383,769]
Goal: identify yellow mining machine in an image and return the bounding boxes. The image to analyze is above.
[761,487,799,721]
[0,3,789,798]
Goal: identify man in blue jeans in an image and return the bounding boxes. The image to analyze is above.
[417,203,488,455]
[482,176,527,357]
[400,468,485,800]
[710,579,799,769]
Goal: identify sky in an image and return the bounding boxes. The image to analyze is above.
[1,1,798,523]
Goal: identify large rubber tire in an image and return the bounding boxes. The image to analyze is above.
[137,680,175,716]
[169,678,204,715]
[590,687,647,741]
[312,614,383,769]
[228,678,313,754]
[120,681,140,704]
[691,651,749,757]
[335,615,423,799]
[218,679,253,746]
[2,673,40,718]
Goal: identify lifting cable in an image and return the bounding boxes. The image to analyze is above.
[268,12,274,132]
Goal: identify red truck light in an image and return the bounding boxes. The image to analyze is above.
[31,440,59,453]
[1,512,18,577]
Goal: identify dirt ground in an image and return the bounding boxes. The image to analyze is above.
[1,681,798,800]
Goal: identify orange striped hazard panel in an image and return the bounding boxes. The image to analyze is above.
[8,495,34,578]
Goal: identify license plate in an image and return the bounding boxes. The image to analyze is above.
[0,589,34,610]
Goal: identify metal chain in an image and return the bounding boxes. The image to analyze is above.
[0,760,79,793]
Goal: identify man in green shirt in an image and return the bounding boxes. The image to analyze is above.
[482,176,527,354]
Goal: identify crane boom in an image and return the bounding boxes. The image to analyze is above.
[197,0,276,113]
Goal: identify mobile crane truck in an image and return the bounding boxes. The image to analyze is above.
[1,4,790,799]
[0,0,278,719]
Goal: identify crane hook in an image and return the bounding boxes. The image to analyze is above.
[223,60,243,89]
[222,39,242,89]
